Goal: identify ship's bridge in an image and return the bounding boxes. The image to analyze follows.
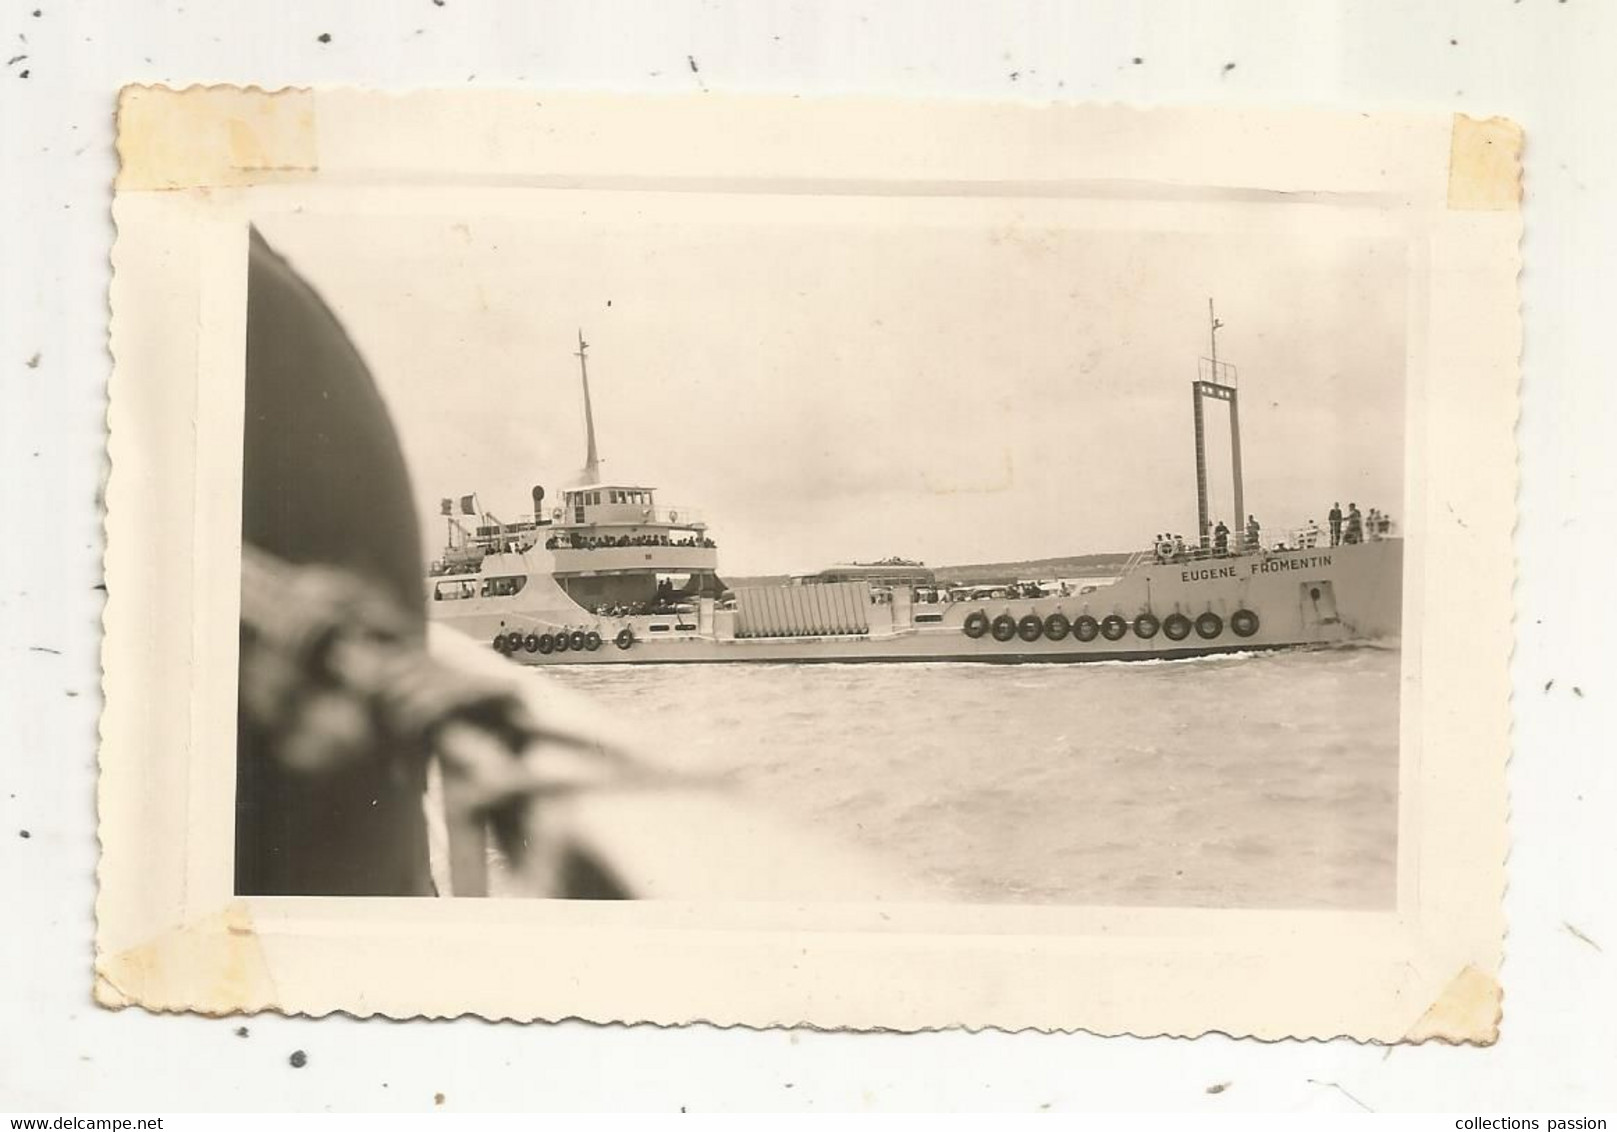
[543,482,721,606]
[550,484,706,532]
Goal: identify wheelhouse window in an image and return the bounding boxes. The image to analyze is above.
[480,575,528,598]
[432,579,477,601]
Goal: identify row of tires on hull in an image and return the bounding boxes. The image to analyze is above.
[492,627,639,655]
[962,608,1260,644]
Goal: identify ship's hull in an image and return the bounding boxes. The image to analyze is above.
[431,539,1402,666]
[486,636,1370,666]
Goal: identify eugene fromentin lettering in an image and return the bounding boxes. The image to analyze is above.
[1182,554,1334,583]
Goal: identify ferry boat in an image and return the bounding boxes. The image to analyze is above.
[427,319,1402,664]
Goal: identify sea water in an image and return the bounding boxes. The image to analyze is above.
[543,645,1401,910]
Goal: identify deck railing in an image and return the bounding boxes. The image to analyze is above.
[1132,519,1398,570]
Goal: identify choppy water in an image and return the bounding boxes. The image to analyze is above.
[544,646,1400,910]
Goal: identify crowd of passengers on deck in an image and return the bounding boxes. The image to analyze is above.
[545,532,717,551]
[1152,502,1394,565]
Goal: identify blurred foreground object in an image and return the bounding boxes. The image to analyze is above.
[237,228,434,895]
[240,544,659,899]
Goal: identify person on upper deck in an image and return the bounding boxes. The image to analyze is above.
[1245,514,1261,554]
[1345,503,1363,544]
[1329,502,1343,546]
[1213,520,1230,557]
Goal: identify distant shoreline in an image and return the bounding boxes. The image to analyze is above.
[726,553,1132,590]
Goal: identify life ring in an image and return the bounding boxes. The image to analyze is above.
[615,627,636,650]
[504,630,525,652]
[1073,614,1100,642]
[523,632,541,653]
[962,610,990,639]
[1133,612,1160,639]
[552,631,571,653]
[1163,613,1193,641]
[538,633,555,654]
[584,630,602,651]
[1017,613,1044,642]
[1195,612,1223,640]
[1155,538,1176,562]
[1100,614,1128,641]
[1231,609,1260,638]
[569,629,587,651]
[669,510,679,523]
[990,613,1018,642]
[551,507,563,521]
[1044,612,1071,640]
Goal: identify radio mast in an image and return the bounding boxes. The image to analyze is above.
[575,329,601,485]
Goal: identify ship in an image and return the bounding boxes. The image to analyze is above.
[427,314,1402,664]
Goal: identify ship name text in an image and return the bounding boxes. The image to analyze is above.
[1181,554,1333,583]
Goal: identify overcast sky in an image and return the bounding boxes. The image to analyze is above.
[259,200,1406,577]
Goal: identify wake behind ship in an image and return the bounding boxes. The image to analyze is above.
[427,317,1402,664]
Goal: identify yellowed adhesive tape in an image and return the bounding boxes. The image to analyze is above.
[117,85,318,192]
[1448,113,1523,212]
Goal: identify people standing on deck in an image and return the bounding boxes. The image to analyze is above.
[1245,514,1261,554]
[1345,503,1363,544]
[1328,502,1343,546]
[1213,520,1230,557]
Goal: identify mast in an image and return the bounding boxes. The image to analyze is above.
[575,329,601,485]
[1192,299,1246,551]
[1193,382,1211,549]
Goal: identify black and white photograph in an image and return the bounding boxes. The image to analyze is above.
[95,90,1516,1039]
[237,195,1406,909]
